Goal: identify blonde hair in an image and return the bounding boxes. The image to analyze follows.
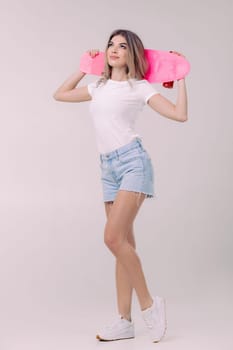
[97,29,148,86]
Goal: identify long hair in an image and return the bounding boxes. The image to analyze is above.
[97,29,148,86]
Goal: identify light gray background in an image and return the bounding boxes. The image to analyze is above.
[0,0,232,349]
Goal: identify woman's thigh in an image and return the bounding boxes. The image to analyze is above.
[104,197,139,247]
[104,190,146,244]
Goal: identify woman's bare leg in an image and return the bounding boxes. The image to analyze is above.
[105,201,136,321]
[104,190,153,311]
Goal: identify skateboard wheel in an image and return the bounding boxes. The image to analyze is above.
[163,81,174,89]
[162,81,174,88]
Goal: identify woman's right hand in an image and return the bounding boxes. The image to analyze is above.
[87,49,100,58]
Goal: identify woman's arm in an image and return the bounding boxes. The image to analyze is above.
[148,78,188,122]
[53,50,100,103]
[53,70,91,103]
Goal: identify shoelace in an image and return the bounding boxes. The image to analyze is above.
[143,310,154,329]
[144,320,153,329]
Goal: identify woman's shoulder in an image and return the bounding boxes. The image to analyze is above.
[134,79,152,86]
[133,79,155,89]
[136,78,151,83]
[133,78,159,98]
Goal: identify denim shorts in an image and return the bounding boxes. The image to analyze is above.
[99,138,155,203]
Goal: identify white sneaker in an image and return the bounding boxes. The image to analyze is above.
[142,296,167,342]
[96,315,135,341]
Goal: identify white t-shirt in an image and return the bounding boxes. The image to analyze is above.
[87,78,159,154]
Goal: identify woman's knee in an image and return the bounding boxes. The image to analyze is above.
[104,223,135,252]
[104,226,124,253]
[104,230,119,252]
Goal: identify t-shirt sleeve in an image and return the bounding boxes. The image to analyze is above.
[87,80,98,97]
[140,80,159,104]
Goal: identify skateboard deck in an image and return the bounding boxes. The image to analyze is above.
[79,49,190,87]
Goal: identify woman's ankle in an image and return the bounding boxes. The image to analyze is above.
[120,313,132,322]
[141,296,153,311]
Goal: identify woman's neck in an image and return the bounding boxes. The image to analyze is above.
[110,68,128,81]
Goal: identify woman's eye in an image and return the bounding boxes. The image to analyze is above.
[107,43,126,49]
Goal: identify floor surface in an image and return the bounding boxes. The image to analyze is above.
[1,294,232,350]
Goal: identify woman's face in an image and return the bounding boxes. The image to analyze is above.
[106,35,128,68]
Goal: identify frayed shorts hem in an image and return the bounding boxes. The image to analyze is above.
[103,189,156,203]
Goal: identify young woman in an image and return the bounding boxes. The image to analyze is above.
[53,29,188,343]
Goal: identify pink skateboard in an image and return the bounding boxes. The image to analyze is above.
[79,49,190,88]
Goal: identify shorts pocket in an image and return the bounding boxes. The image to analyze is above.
[118,148,143,165]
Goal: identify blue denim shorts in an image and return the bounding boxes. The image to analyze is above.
[99,138,155,203]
